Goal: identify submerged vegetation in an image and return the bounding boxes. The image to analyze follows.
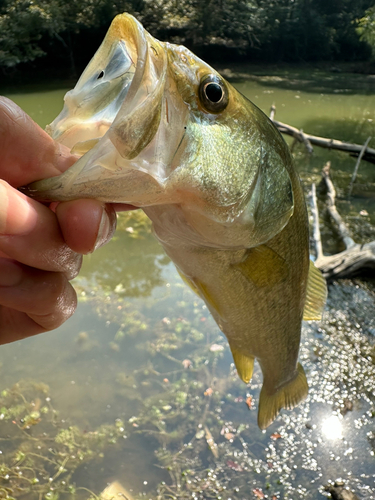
[1,45,375,500]
[2,201,375,499]
[0,380,127,499]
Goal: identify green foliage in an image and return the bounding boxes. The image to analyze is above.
[0,0,60,67]
[0,0,374,72]
[357,6,375,58]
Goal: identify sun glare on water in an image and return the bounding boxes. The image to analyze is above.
[322,415,343,440]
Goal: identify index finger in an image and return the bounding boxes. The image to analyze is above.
[0,97,77,188]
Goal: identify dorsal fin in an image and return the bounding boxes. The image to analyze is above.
[303,260,327,321]
[230,347,254,384]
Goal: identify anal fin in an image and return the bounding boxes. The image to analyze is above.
[303,260,327,321]
[230,347,254,384]
[258,363,308,430]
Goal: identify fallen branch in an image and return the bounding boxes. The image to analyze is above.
[321,162,356,250]
[310,162,375,280]
[270,107,375,163]
[348,136,371,197]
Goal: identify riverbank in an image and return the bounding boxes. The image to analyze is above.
[1,60,374,96]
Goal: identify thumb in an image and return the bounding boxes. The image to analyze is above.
[0,97,76,188]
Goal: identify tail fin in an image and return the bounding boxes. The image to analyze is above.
[257,363,308,430]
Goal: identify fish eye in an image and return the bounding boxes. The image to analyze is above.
[97,70,105,80]
[199,74,229,114]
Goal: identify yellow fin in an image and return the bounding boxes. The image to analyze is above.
[303,260,327,320]
[71,138,99,155]
[195,280,224,318]
[233,245,288,287]
[177,271,223,318]
[230,348,254,384]
[177,270,200,296]
[258,363,308,430]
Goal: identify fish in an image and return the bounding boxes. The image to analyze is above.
[22,13,327,429]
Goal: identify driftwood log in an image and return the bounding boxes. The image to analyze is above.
[269,105,375,163]
[310,162,375,280]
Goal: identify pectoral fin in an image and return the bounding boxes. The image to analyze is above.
[303,260,327,321]
[177,270,200,296]
[233,245,288,288]
[177,271,223,318]
[230,347,254,384]
[258,363,308,430]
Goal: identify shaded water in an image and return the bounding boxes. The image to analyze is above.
[1,69,375,499]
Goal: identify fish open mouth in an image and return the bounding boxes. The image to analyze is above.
[47,14,151,152]
[23,14,175,204]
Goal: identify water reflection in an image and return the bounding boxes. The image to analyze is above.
[321,415,343,440]
[80,212,169,298]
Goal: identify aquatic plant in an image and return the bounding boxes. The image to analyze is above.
[0,381,127,500]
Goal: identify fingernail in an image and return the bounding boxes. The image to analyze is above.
[93,208,112,251]
[0,258,23,287]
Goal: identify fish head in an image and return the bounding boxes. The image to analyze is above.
[25,13,295,248]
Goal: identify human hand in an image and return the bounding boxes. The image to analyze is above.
[0,97,118,344]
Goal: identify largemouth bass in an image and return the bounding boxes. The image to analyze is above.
[23,14,327,429]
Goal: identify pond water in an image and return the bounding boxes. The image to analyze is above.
[1,68,375,500]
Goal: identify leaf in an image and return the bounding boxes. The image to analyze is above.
[253,488,265,498]
[226,460,243,471]
[246,396,252,409]
[182,359,192,369]
[204,426,219,459]
[270,432,282,440]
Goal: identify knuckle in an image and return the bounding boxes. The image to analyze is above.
[30,279,77,331]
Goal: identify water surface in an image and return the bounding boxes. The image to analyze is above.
[1,70,375,499]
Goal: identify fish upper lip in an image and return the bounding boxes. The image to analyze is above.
[47,15,147,151]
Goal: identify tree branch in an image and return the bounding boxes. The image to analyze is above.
[310,162,375,280]
[270,106,375,163]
